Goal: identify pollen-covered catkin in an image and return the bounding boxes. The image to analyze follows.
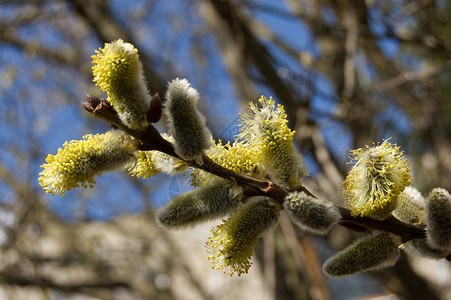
[283,191,340,235]
[425,188,451,250]
[164,78,212,162]
[238,96,308,188]
[156,178,242,229]
[323,232,401,277]
[207,140,263,178]
[392,186,425,225]
[92,40,151,129]
[205,197,280,276]
[191,139,264,188]
[39,131,137,196]
[343,139,411,220]
[129,150,160,179]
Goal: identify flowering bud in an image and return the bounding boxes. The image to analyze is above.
[164,78,212,162]
[238,96,307,188]
[206,197,280,276]
[39,131,137,196]
[92,40,151,129]
[191,139,265,188]
[401,239,448,260]
[323,232,401,277]
[392,186,425,225]
[128,150,160,179]
[283,191,340,235]
[156,178,242,229]
[425,188,451,250]
[207,140,263,177]
[343,139,411,220]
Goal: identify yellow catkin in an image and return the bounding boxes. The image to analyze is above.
[205,197,280,276]
[343,139,411,220]
[92,40,150,129]
[39,131,136,196]
[237,96,307,188]
[129,151,160,179]
[191,140,263,187]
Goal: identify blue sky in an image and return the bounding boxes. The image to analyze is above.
[0,0,412,221]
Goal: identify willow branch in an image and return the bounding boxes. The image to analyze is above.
[82,98,428,245]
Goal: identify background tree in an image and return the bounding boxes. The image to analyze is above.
[0,0,450,299]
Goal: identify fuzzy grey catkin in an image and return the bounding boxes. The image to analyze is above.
[152,133,189,175]
[425,188,451,250]
[401,239,448,260]
[156,178,242,229]
[323,232,401,277]
[283,191,340,235]
[164,78,212,162]
[392,186,425,225]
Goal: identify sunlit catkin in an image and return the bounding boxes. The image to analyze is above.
[206,197,280,276]
[92,40,151,129]
[128,150,160,179]
[425,188,451,250]
[39,131,136,196]
[164,78,212,162]
[207,140,262,177]
[343,139,411,220]
[238,96,307,188]
[191,139,264,188]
